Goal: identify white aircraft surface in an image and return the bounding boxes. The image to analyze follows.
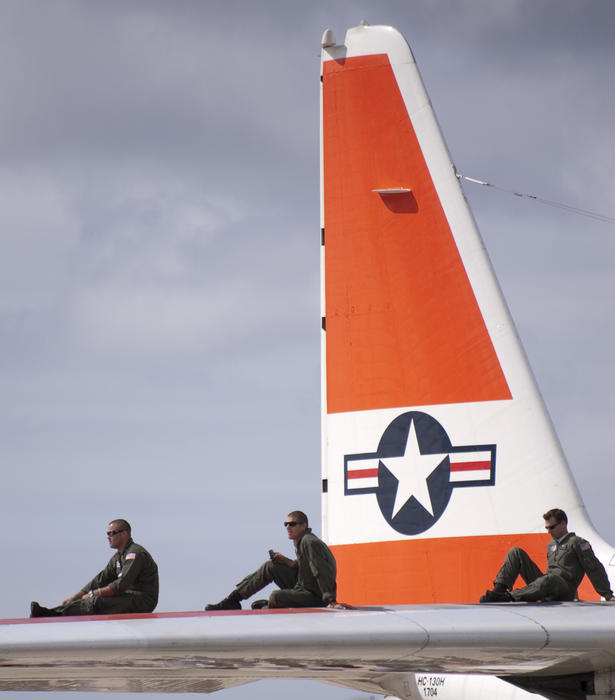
[1,22,614,700]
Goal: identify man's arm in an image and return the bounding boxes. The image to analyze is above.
[61,585,114,605]
[305,539,337,604]
[576,539,613,600]
[61,590,89,605]
[68,557,118,602]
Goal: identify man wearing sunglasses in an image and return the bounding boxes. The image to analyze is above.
[480,508,613,603]
[30,519,159,617]
[205,510,343,610]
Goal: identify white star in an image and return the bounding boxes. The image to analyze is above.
[380,419,446,518]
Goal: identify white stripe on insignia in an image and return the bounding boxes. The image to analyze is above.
[348,475,379,489]
[449,469,490,482]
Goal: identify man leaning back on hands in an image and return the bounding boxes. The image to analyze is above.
[480,508,613,603]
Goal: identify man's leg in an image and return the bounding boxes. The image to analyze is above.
[510,574,575,602]
[236,560,298,599]
[268,587,325,609]
[52,596,132,616]
[480,547,544,602]
[205,560,298,610]
[49,597,97,616]
[31,593,154,618]
[495,547,543,589]
[91,593,155,614]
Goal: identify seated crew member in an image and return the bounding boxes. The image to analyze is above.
[480,508,613,603]
[205,510,344,610]
[30,518,159,617]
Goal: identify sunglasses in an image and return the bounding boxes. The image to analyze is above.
[284,521,303,528]
[106,528,126,537]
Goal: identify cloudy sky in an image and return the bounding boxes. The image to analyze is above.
[1,1,614,699]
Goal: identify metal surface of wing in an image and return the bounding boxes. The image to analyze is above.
[1,606,615,695]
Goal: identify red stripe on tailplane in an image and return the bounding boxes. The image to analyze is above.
[331,534,601,604]
[323,55,511,414]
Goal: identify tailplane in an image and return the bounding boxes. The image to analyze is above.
[319,23,612,604]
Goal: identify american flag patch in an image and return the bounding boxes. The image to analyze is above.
[580,542,591,551]
[125,552,136,560]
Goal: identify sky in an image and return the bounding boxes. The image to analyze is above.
[1,1,614,700]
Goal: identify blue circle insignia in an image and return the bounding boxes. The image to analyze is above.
[375,411,453,535]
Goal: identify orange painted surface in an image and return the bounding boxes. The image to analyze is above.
[331,533,600,604]
[323,55,511,414]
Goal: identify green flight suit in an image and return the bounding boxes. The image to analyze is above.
[236,528,337,607]
[495,533,613,602]
[56,539,159,615]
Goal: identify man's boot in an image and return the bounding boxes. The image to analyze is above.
[30,601,62,618]
[204,590,242,611]
[479,586,513,603]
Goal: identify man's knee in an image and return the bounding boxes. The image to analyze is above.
[504,547,540,574]
[497,547,528,576]
[261,560,276,577]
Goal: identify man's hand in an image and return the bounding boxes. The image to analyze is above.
[327,601,353,610]
[271,552,296,567]
[61,592,87,605]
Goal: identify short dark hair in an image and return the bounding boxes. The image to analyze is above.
[110,518,131,533]
[287,510,308,526]
[543,508,567,524]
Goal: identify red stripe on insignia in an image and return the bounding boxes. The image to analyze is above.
[348,468,379,479]
[450,461,491,472]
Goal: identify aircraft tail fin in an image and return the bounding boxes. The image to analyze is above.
[319,23,609,604]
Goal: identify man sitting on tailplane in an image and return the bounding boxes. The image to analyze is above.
[480,508,613,603]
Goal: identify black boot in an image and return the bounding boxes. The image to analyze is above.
[250,599,269,609]
[204,591,242,611]
[30,601,62,618]
[479,589,513,603]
